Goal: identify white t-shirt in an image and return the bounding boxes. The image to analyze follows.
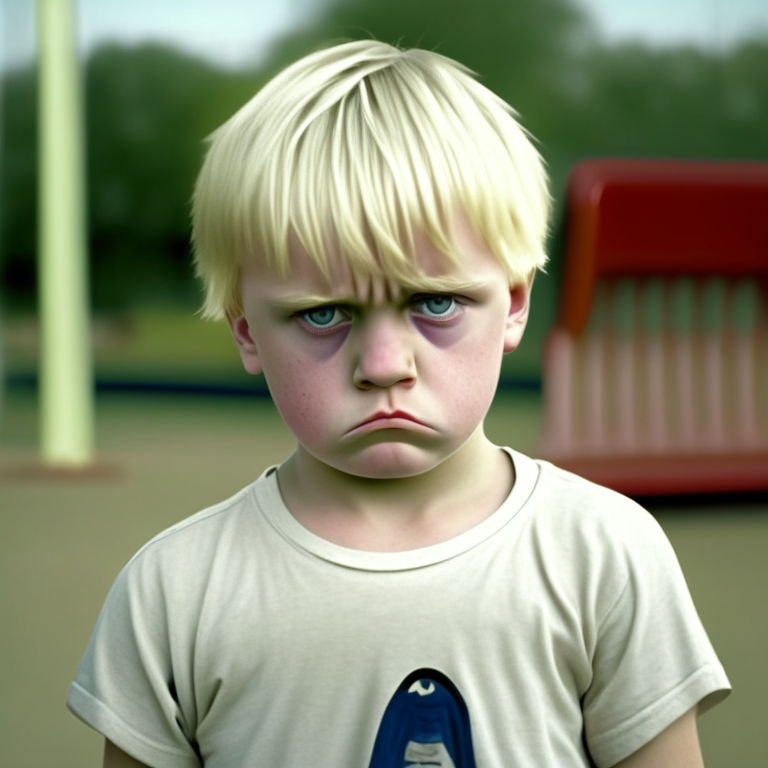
[67,449,730,768]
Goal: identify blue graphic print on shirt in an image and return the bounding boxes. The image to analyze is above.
[368,668,476,768]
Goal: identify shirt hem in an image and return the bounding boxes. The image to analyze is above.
[67,682,200,768]
[587,662,731,767]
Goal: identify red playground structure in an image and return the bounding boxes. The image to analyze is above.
[539,159,768,495]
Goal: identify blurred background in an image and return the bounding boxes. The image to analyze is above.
[1,0,767,766]
[2,0,767,387]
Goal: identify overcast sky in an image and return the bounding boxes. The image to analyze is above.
[2,0,768,71]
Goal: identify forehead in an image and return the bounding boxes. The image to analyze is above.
[242,212,508,308]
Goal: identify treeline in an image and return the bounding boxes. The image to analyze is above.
[1,45,270,311]
[1,0,767,314]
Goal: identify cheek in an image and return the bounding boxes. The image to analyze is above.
[262,352,342,444]
[427,320,504,416]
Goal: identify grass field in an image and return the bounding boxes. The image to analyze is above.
[1,387,766,768]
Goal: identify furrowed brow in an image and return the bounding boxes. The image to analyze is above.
[269,293,358,311]
[400,276,495,294]
[270,277,494,311]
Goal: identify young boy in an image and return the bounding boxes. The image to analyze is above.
[68,41,730,768]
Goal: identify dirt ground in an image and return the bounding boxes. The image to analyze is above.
[1,389,765,768]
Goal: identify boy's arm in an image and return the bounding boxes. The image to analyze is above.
[103,739,153,768]
[611,707,703,768]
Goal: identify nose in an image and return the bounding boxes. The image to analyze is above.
[353,313,416,390]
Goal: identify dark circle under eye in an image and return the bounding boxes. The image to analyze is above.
[422,296,454,316]
[305,307,337,326]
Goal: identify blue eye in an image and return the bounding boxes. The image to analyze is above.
[300,306,344,328]
[417,296,457,318]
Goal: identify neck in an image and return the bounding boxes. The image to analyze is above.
[276,429,514,551]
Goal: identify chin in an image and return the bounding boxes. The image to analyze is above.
[335,442,448,479]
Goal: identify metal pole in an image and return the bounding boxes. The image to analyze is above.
[37,0,94,466]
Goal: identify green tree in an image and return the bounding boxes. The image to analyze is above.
[0,65,37,310]
[0,44,268,311]
[84,44,267,309]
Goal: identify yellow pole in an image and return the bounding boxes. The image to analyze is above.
[37,0,94,466]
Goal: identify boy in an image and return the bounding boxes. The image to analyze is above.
[68,41,730,768]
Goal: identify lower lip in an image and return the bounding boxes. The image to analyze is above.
[348,416,429,435]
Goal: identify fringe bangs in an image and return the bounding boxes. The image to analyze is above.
[192,41,550,320]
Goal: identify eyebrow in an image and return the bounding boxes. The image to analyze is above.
[269,293,357,311]
[269,278,495,310]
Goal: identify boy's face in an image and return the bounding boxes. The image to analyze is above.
[229,212,531,480]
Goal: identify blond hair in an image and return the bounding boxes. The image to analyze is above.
[192,40,550,319]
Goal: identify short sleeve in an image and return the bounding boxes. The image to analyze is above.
[67,553,202,768]
[581,509,731,767]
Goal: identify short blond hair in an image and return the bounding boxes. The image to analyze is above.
[192,40,550,319]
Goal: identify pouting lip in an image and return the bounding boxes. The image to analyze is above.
[351,410,427,431]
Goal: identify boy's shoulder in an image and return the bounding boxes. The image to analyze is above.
[135,480,257,549]
[534,455,664,532]
[528,455,678,574]
[117,468,279,583]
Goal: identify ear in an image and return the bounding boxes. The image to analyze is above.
[502,277,533,354]
[228,314,264,376]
